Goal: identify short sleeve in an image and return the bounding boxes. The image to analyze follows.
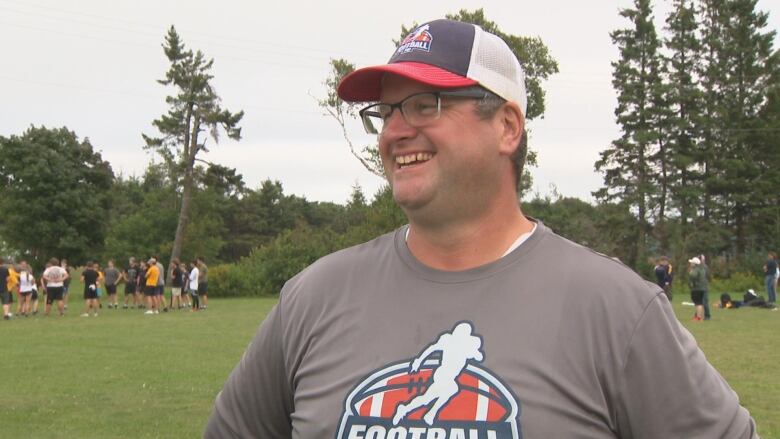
[615,294,758,438]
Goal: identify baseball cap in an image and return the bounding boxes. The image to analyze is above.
[688,257,701,265]
[337,19,527,117]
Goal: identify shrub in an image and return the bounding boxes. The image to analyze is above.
[709,272,763,296]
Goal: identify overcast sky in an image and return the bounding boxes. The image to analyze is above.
[2,0,778,204]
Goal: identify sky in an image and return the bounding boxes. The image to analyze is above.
[1,0,778,205]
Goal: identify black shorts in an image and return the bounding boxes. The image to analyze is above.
[1,291,10,305]
[198,282,208,295]
[31,289,38,301]
[155,285,164,296]
[691,290,705,305]
[84,287,98,300]
[144,285,157,296]
[106,284,117,294]
[46,286,64,304]
[125,283,136,295]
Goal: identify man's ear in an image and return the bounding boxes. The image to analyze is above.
[497,102,524,156]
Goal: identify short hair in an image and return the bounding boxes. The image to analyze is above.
[49,258,59,266]
[473,90,527,193]
[197,256,205,262]
[770,251,777,259]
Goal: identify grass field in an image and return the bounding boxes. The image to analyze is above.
[1,287,778,438]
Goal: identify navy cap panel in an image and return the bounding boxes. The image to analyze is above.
[388,20,474,77]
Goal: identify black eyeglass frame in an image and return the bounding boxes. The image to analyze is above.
[358,88,494,134]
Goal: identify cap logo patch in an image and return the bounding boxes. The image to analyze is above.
[396,24,433,55]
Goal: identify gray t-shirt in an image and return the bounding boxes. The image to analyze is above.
[205,222,757,438]
[104,267,120,286]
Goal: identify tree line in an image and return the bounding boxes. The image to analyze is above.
[598,0,779,273]
[0,4,776,295]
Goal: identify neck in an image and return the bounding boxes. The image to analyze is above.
[406,201,533,271]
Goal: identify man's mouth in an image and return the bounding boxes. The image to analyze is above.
[395,152,434,169]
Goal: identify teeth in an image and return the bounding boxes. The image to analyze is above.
[396,152,433,165]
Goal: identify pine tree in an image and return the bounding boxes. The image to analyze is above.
[143,26,244,269]
[596,0,665,266]
[698,0,777,254]
[663,0,705,257]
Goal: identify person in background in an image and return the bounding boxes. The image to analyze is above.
[7,261,20,316]
[17,261,35,317]
[154,256,168,313]
[197,256,208,310]
[170,258,184,310]
[143,258,160,315]
[123,257,139,309]
[61,259,71,310]
[104,259,121,309]
[688,257,708,322]
[653,255,673,301]
[180,262,192,309]
[764,251,777,304]
[80,261,100,317]
[42,258,68,317]
[0,257,11,320]
[188,260,199,312]
[37,261,51,315]
[137,260,148,310]
[699,254,712,320]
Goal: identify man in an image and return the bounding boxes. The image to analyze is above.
[764,251,777,304]
[122,257,139,309]
[688,257,708,322]
[205,19,758,438]
[143,258,160,315]
[42,258,68,316]
[187,260,200,311]
[104,259,121,309]
[0,257,11,320]
[170,259,184,310]
[653,255,673,301]
[196,256,208,310]
[80,261,100,317]
[61,259,71,310]
[700,253,712,320]
[154,256,168,312]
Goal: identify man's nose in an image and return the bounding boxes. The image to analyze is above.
[381,109,416,141]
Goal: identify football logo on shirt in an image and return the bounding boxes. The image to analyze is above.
[336,322,522,439]
[396,24,433,54]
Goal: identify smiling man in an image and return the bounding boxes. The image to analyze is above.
[205,19,758,438]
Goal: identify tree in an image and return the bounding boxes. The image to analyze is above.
[143,25,244,270]
[661,0,704,255]
[318,9,559,192]
[596,0,665,266]
[705,0,777,255]
[0,126,114,268]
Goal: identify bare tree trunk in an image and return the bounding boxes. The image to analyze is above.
[169,112,200,273]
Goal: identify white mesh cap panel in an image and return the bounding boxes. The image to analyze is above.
[467,26,527,117]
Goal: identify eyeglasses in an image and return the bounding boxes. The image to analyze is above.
[358,88,490,135]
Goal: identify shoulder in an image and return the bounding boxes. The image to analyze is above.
[535,225,662,307]
[279,230,397,306]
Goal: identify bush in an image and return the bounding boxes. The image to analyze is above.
[208,223,338,297]
[208,264,255,298]
[709,272,763,296]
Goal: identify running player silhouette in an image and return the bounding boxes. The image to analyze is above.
[392,322,484,426]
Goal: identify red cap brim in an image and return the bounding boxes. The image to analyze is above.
[337,62,478,102]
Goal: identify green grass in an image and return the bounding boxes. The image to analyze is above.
[671,292,780,438]
[1,288,777,438]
